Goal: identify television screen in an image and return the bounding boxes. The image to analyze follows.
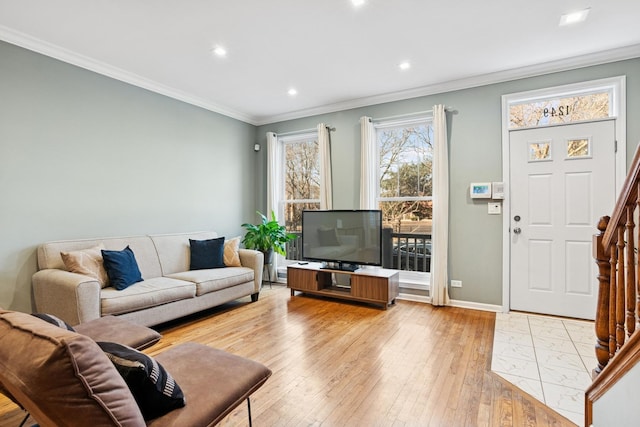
[301,210,382,270]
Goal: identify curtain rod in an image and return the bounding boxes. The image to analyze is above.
[372,107,455,122]
[275,125,335,137]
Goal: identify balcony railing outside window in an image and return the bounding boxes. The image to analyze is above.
[285,228,431,273]
[388,232,431,272]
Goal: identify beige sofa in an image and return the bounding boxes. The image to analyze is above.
[32,231,263,327]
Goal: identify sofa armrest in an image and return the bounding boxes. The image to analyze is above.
[238,249,264,292]
[32,269,102,326]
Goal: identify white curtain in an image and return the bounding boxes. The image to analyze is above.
[317,123,333,210]
[359,116,377,209]
[430,105,450,306]
[266,132,280,220]
[266,132,280,280]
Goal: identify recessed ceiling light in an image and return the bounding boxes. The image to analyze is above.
[399,61,411,70]
[212,46,227,57]
[559,8,590,26]
[288,88,298,96]
[352,0,366,7]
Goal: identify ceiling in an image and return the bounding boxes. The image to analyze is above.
[1,1,639,125]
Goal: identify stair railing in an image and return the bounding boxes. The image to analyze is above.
[592,144,640,376]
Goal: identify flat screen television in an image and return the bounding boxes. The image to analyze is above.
[301,209,382,271]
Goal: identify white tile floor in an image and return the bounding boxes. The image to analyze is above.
[492,312,596,426]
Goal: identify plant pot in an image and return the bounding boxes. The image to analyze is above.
[262,249,274,266]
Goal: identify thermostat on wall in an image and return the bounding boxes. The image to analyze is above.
[470,182,492,199]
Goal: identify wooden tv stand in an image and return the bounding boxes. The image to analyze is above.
[287,262,399,309]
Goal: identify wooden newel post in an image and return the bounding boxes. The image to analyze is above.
[593,215,611,377]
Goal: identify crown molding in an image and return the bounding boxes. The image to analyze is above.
[2,24,639,127]
[255,43,640,126]
[0,25,256,124]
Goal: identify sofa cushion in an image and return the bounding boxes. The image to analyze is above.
[189,237,225,270]
[224,237,242,267]
[61,244,110,288]
[150,231,218,276]
[101,277,196,316]
[148,343,272,427]
[38,235,163,279]
[166,267,254,296]
[102,246,144,291]
[0,310,146,426]
[74,315,161,350]
[98,342,186,420]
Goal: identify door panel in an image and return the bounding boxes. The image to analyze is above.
[565,241,591,294]
[510,120,616,319]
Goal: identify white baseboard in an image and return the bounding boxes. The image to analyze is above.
[397,293,431,304]
[448,299,502,313]
[276,278,501,313]
[397,294,501,313]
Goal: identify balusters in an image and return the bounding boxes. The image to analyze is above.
[609,234,617,359]
[637,188,640,333]
[616,226,626,350]
[625,206,636,337]
[596,207,640,374]
[593,216,610,375]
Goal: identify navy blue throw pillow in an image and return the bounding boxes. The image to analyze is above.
[189,237,225,270]
[98,341,186,420]
[101,246,143,290]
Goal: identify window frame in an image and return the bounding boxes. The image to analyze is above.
[373,115,433,289]
[278,131,321,221]
[276,131,320,272]
[374,117,434,205]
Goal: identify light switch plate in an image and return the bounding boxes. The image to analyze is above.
[488,202,501,215]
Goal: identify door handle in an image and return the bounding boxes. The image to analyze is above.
[513,227,521,234]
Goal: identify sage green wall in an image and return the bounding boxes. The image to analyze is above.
[1,38,638,313]
[256,57,640,306]
[0,41,259,312]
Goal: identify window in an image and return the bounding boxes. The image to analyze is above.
[375,118,433,273]
[566,138,590,158]
[508,86,615,129]
[279,132,320,259]
[529,142,552,161]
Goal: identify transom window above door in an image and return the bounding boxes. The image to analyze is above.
[507,77,623,130]
[509,91,612,129]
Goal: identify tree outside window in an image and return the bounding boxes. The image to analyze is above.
[283,135,320,235]
[509,92,610,129]
[377,121,433,234]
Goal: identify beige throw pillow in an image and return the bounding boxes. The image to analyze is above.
[61,244,109,288]
[224,237,242,267]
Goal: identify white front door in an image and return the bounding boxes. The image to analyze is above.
[509,120,616,320]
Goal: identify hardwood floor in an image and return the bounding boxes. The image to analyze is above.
[0,286,577,426]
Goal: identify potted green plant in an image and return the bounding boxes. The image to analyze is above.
[241,211,297,264]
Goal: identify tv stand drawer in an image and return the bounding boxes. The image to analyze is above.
[287,266,321,291]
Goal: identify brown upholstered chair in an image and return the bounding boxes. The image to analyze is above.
[0,310,272,426]
[0,313,162,422]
